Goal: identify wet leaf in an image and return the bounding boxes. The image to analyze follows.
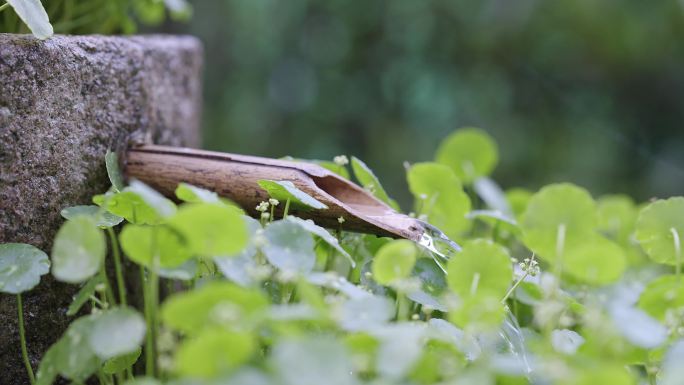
[597,194,637,243]
[89,307,146,360]
[551,329,584,355]
[562,236,627,285]
[169,203,248,257]
[447,239,512,299]
[6,0,53,39]
[51,216,105,283]
[521,183,597,262]
[175,183,221,204]
[435,127,498,184]
[609,304,667,349]
[262,219,316,273]
[0,243,49,294]
[120,224,192,268]
[53,316,100,381]
[258,180,328,210]
[284,216,354,267]
[350,156,400,210]
[61,205,124,228]
[215,216,262,286]
[407,258,448,311]
[272,337,357,385]
[372,239,417,285]
[336,294,394,331]
[105,150,125,192]
[158,259,197,281]
[449,293,505,331]
[407,162,471,238]
[161,282,269,334]
[175,328,255,378]
[635,197,684,266]
[102,181,176,225]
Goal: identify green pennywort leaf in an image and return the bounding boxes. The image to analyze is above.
[61,205,124,228]
[372,239,417,286]
[175,182,221,204]
[169,203,248,257]
[635,197,684,266]
[435,127,498,184]
[0,243,50,294]
[447,239,512,300]
[51,216,105,283]
[258,179,328,210]
[262,219,316,273]
[89,307,146,360]
[119,224,192,268]
[105,150,125,192]
[350,156,400,210]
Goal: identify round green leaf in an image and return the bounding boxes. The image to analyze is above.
[448,293,505,331]
[638,275,684,321]
[284,216,354,267]
[562,236,626,285]
[372,239,417,285]
[0,243,49,294]
[407,258,448,311]
[505,188,532,220]
[105,150,125,192]
[262,220,316,273]
[258,180,328,210]
[175,329,255,378]
[597,195,637,243]
[521,183,597,262]
[61,205,123,228]
[119,224,192,268]
[407,162,471,238]
[51,216,106,283]
[635,197,684,266]
[435,127,498,184]
[89,307,146,360]
[53,316,100,381]
[447,239,512,299]
[169,203,248,257]
[272,337,356,385]
[175,183,221,204]
[161,281,269,334]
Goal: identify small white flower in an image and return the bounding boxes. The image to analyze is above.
[256,201,270,212]
[95,283,106,293]
[269,198,280,206]
[333,155,349,166]
[337,216,345,224]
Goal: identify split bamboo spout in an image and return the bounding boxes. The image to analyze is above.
[124,144,427,241]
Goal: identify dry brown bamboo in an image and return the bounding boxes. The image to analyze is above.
[124,144,426,241]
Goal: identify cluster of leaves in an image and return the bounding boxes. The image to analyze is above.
[0,0,190,39]
[2,128,684,385]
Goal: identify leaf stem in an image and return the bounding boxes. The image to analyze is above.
[283,198,291,218]
[141,266,155,377]
[99,263,116,307]
[501,271,529,304]
[107,227,127,306]
[17,294,36,385]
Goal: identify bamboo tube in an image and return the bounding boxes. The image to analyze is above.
[125,145,426,241]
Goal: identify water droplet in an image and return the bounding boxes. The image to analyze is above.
[415,221,461,273]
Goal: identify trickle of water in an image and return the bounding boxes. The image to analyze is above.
[416,221,462,273]
[500,309,533,375]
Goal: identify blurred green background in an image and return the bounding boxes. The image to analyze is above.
[7,0,684,208]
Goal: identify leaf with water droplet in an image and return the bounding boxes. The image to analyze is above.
[435,127,498,184]
[562,236,626,285]
[6,0,53,40]
[119,224,192,268]
[447,239,512,300]
[350,156,400,210]
[521,183,597,262]
[284,216,354,267]
[449,292,505,331]
[169,203,248,257]
[105,150,125,192]
[262,219,316,273]
[638,275,684,321]
[175,182,221,204]
[161,282,269,334]
[258,180,328,210]
[67,275,103,316]
[372,239,417,286]
[272,336,357,385]
[0,243,49,294]
[175,328,255,379]
[61,205,124,228]
[407,162,471,238]
[406,258,448,311]
[336,294,394,331]
[635,197,684,266]
[102,347,141,375]
[370,323,427,380]
[51,216,105,283]
[89,307,146,360]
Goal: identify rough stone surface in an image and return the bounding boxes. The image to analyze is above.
[0,34,202,384]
